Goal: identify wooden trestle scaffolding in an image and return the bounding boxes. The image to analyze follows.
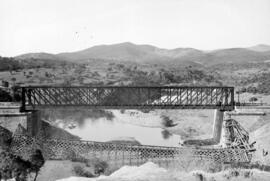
[10,121,252,170]
[223,119,255,151]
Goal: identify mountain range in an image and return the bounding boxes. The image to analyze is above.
[15,42,270,65]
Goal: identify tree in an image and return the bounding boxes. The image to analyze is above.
[11,77,16,85]
[161,129,172,139]
[29,149,45,181]
[249,97,258,103]
[45,72,50,78]
[0,150,45,181]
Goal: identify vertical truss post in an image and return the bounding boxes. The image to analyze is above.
[21,87,26,112]
[231,88,235,109]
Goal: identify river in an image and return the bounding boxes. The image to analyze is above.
[63,117,181,147]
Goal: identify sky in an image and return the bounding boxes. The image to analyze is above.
[0,0,270,56]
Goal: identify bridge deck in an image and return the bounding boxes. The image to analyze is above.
[21,86,234,111]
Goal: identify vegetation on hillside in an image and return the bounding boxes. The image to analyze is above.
[0,56,74,72]
[237,72,270,95]
[1,53,270,94]
[0,56,22,72]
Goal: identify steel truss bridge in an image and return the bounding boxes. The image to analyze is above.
[21,86,235,111]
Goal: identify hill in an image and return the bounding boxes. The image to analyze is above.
[248,44,270,52]
[58,42,165,62]
[16,52,61,61]
[14,42,270,65]
[4,42,270,92]
[204,48,270,65]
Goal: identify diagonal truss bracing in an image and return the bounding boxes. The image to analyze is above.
[21,86,234,111]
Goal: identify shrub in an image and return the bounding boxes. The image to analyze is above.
[45,72,50,78]
[71,156,109,176]
[0,89,12,102]
[85,158,108,175]
[73,165,94,178]
[249,97,258,102]
[243,170,253,178]
[107,67,112,71]
[229,169,240,177]
[193,173,205,181]
[239,87,246,93]
[0,149,45,181]
[161,129,172,139]
[11,77,16,83]
[161,115,175,127]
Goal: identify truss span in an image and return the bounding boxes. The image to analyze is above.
[21,86,234,111]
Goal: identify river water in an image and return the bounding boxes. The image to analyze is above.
[64,118,181,147]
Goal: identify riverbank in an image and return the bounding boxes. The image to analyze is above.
[54,162,270,181]
[112,109,215,140]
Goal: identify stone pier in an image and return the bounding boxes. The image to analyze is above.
[27,110,42,136]
[212,109,224,143]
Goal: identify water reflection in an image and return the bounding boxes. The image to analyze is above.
[161,129,172,139]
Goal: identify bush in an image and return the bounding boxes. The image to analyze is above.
[239,87,246,93]
[71,156,109,176]
[249,97,258,102]
[0,89,12,102]
[0,126,12,149]
[95,160,108,174]
[243,170,253,178]
[161,116,175,127]
[0,149,45,181]
[224,169,241,180]
[161,129,172,139]
[193,173,205,181]
[73,165,94,178]
[85,158,108,175]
